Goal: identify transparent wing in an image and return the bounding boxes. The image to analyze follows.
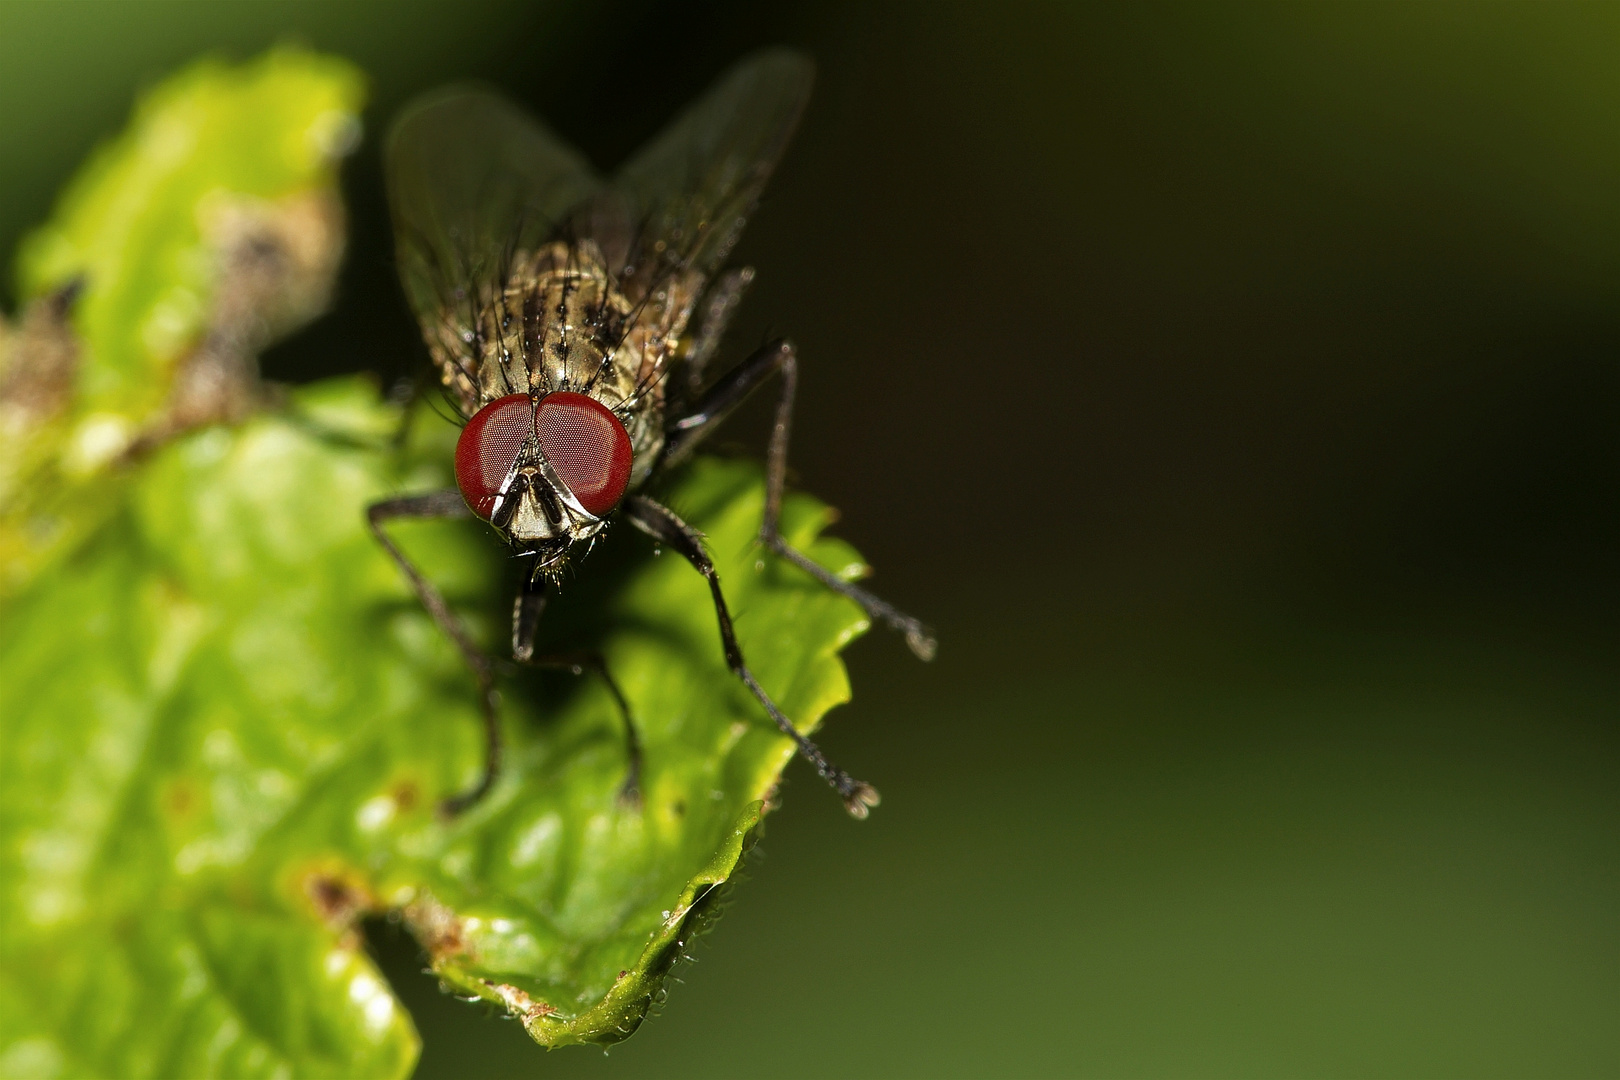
[580,50,814,302]
[386,86,601,343]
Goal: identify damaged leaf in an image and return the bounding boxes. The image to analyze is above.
[0,47,359,597]
[0,49,873,1079]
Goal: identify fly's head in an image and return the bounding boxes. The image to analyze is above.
[454,391,634,571]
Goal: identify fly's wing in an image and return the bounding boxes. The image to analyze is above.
[386,87,600,412]
[580,50,814,305]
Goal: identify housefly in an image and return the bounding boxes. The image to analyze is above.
[370,50,933,818]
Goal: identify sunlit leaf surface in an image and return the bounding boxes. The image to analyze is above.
[0,49,871,1079]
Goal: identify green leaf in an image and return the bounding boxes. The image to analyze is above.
[1,49,873,1078]
[2,380,868,1075]
[0,46,362,596]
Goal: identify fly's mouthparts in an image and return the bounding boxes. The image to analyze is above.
[526,542,571,575]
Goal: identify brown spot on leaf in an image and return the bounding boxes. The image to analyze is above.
[129,188,346,455]
[303,868,376,930]
[0,282,81,438]
[161,777,200,821]
[389,778,420,813]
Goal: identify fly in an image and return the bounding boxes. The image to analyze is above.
[369,50,933,818]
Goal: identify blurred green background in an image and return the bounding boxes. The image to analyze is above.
[3,2,1616,1076]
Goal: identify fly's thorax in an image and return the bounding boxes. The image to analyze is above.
[432,239,706,493]
[437,239,710,560]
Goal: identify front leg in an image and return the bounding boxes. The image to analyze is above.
[663,338,937,661]
[511,564,643,805]
[623,494,880,818]
[367,490,500,815]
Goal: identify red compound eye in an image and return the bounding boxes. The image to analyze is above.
[535,391,633,516]
[455,393,533,519]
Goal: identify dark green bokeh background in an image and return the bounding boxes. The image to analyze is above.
[4,3,1616,1076]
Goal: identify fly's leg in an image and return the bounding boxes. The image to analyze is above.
[510,565,643,805]
[367,490,501,816]
[623,494,880,818]
[684,267,754,400]
[757,343,937,660]
[663,338,937,661]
